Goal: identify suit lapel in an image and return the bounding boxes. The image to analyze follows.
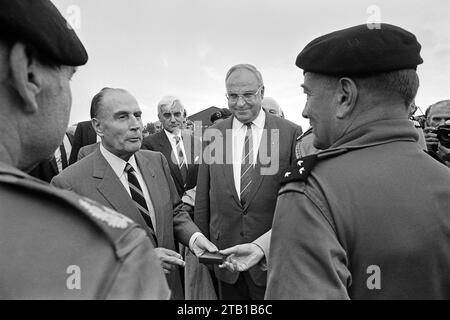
[93,149,157,242]
[220,118,241,207]
[159,131,184,188]
[135,152,165,244]
[243,112,274,210]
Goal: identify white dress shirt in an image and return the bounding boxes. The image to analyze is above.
[232,109,266,198]
[100,144,156,229]
[164,129,188,168]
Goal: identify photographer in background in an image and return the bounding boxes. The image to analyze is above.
[424,100,450,167]
[409,101,427,150]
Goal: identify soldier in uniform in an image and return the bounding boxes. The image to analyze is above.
[0,0,169,299]
[265,24,450,299]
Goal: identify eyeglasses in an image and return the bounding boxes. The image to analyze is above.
[226,86,263,103]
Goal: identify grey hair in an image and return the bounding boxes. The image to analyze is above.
[311,69,419,107]
[354,69,420,107]
[157,95,185,115]
[225,64,264,87]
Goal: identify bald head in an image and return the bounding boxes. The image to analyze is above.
[262,97,284,118]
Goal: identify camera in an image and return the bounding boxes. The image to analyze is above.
[411,115,426,129]
[436,124,450,149]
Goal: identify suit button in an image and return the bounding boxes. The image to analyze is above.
[240,232,244,237]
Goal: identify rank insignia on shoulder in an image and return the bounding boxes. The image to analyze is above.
[79,197,133,229]
[281,154,319,185]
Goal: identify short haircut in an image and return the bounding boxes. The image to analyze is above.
[354,69,419,107]
[225,64,264,87]
[90,88,111,119]
[425,100,450,120]
[312,69,419,107]
[90,87,130,119]
[157,96,185,116]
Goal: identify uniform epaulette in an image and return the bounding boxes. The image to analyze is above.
[0,170,143,260]
[295,128,313,158]
[281,148,349,185]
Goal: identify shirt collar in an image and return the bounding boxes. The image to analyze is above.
[164,129,182,142]
[100,143,138,177]
[232,107,266,131]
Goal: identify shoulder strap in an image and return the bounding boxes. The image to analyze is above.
[281,148,350,185]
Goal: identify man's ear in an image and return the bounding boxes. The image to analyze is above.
[260,86,265,100]
[9,42,44,113]
[335,77,358,119]
[91,118,103,137]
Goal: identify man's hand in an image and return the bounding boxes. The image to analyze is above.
[154,247,185,274]
[218,243,265,273]
[191,234,218,257]
[424,126,439,151]
[438,143,450,165]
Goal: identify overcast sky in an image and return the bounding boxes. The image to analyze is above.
[53,0,450,131]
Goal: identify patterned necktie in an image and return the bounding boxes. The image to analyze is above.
[125,163,157,245]
[173,136,188,188]
[240,123,254,206]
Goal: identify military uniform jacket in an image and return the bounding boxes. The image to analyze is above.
[265,119,450,299]
[0,162,170,299]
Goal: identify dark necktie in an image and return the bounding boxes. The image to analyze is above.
[125,163,157,245]
[174,136,188,188]
[240,123,254,206]
[60,143,68,170]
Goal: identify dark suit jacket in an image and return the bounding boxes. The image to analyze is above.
[29,133,73,183]
[142,131,201,197]
[51,148,200,299]
[194,112,301,287]
[69,120,97,165]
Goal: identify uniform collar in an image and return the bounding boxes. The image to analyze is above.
[330,119,419,150]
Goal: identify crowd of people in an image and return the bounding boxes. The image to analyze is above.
[1,0,450,300]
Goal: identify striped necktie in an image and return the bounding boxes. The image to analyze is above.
[240,122,254,206]
[173,135,188,188]
[125,163,157,245]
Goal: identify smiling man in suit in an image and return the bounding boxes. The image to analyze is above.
[194,64,302,299]
[52,87,217,299]
[141,96,201,198]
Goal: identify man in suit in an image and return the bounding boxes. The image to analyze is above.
[69,120,98,165]
[194,64,302,299]
[142,96,201,198]
[52,88,217,299]
[29,132,73,182]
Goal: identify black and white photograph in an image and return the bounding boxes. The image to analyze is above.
[1,0,450,306]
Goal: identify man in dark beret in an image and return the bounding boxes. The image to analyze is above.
[0,0,169,299]
[266,24,450,299]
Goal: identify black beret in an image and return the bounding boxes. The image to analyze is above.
[210,108,232,123]
[296,23,423,76]
[0,0,88,66]
[210,111,223,123]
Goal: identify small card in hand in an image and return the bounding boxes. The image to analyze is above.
[198,252,226,265]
